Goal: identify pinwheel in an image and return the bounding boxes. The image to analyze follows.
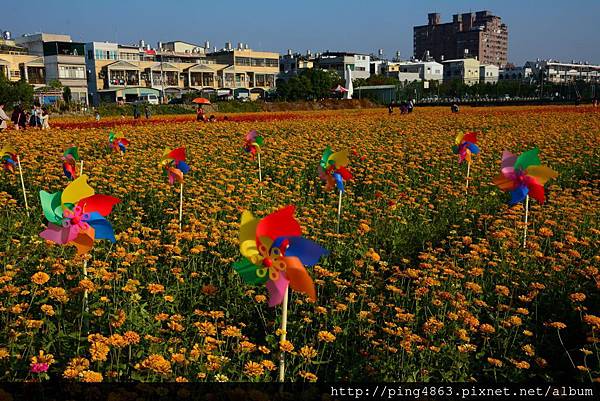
[233,205,328,381]
[492,148,558,247]
[243,130,265,195]
[63,146,81,180]
[1,145,17,173]
[39,174,120,255]
[318,146,352,232]
[108,132,130,154]
[243,130,264,159]
[2,145,29,214]
[452,131,480,194]
[159,147,190,230]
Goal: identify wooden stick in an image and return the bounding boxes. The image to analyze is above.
[179,182,184,231]
[465,161,471,194]
[336,190,343,234]
[79,160,84,176]
[257,152,263,196]
[278,286,289,382]
[523,195,529,248]
[16,155,29,216]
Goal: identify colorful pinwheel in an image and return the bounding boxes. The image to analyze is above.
[63,146,80,180]
[493,148,558,205]
[160,147,190,185]
[1,145,17,173]
[318,146,352,192]
[453,131,480,164]
[233,205,328,307]
[39,175,120,255]
[243,130,264,159]
[108,132,130,154]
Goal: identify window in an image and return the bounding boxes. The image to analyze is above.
[88,50,93,60]
[235,57,251,66]
[59,65,85,79]
[265,58,278,67]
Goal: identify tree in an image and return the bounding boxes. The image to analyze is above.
[0,74,34,107]
[276,68,343,101]
[63,86,72,103]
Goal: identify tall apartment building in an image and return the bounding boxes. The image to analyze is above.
[414,10,508,67]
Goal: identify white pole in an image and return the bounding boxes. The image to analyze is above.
[336,190,343,234]
[257,152,263,196]
[16,155,29,216]
[179,182,184,231]
[465,161,471,194]
[82,258,89,312]
[278,286,289,382]
[523,195,529,248]
[79,160,84,176]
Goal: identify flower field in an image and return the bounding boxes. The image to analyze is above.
[0,106,599,383]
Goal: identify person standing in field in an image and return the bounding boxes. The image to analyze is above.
[11,105,22,130]
[196,105,205,122]
[144,105,150,119]
[41,107,50,129]
[0,102,10,132]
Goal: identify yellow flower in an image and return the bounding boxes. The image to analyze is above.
[261,360,276,371]
[31,272,50,285]
[243,361,264,377]
[89,342,109,362]
[299,346,318,360]
[279,340,294,353]
[487,357,503,367]
[317,331,336,343]
[80,370,103,382]
[137,354,172,376]
[299,370,318,382]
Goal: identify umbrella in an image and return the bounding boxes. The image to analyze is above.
[192,97,211,105]
[332,85,348,93]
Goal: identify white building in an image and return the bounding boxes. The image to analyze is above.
[16,33,88,104]
[525,59,600,83]
[385,60,443,83]
[316,52,370,79]
[479,64,499,83]
[499,65,534,81]
[443,58,480,85]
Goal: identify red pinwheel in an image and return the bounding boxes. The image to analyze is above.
[233,205,328,307]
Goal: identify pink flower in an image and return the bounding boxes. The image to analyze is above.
[30,363,49,373]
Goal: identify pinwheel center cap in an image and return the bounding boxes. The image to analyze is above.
[262,258,273,268]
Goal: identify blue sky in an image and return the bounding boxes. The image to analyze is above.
[5,0,600,64]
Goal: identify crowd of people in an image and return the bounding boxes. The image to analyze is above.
[388,99,415,115]
[196,106,216,122]
[0,102,50,132]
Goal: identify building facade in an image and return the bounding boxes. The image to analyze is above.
[479,64,499,83]
[0,37,46,87]
[279,51,314,80]
[315,52,371,79]
[524,60,600,83]
[499,65,534,81]
[385,60,443,83]
[414,10,508,67]
[16,33,88,104]
[85,41,279,105]
[443,58,480,85]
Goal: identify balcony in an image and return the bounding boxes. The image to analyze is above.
[108,70,140,86]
